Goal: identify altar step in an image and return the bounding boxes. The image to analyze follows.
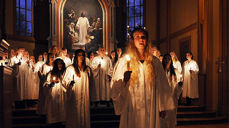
[12,102,47,128]
[11,101,227,128]
[177,105,227,125]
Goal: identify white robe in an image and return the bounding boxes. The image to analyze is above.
[173,60,182,82]
[91,56,113,101]
[44,73,66,124]
[182,60,199,98]
[27,62,40,99]
[16,57,29,100]
[76,17,90,45]
[64,57,72,67]
[111,56,175,128]
[161,71,183,128]
[9,56,20,67]
[63,66,91,128]
[37,64,53,115]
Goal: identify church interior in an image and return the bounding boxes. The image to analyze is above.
[0,0,229,128]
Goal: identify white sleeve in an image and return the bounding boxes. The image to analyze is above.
[153,57,175,111]
[110,58,129,115]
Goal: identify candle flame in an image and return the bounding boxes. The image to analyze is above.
[53,76,56,81]
[105,52,108,55]
[125,55,130,61]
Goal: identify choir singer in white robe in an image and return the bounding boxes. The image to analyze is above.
[111,27,175,128]
[44,58,66,125]
[37,53,54,115]
[91,47,113,104]
[63,49,91,128]
[182,52,199,105]
[162,54,183,128]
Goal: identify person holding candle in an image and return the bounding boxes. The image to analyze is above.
[44,58,66,126]
[27,56,40,100]
[63,49,91,128]
[182,52,199,105]
[110,27,174,128]
[91,47,113,106]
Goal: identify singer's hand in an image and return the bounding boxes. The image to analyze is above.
[124,71,132,83]
[49,82,55,87]
[178,81,183,87]
[70,80,75,86]
[107,75,112,82]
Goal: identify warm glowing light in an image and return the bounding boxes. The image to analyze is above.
[105,52,108,55]
[53,76,56,81]
[98,58,103,64]
[125,55,130,61]
[126,55,130,71]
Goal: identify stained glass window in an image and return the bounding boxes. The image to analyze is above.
[16,0,33,37]
[126,0,144,38]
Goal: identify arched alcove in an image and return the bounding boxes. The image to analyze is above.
[54,0,113,53]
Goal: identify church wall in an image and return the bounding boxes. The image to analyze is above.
[159,0,167,40]
[205,0,221,112]
[170,29,198,62]
[4,0,49,57]
[145,0,157,42]
[170,0,198,33]
[158,0,198,61]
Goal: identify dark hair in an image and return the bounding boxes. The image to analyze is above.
[162,54,176,78]
[73,49,87,77]
[51,58,66,78]
[130,26,148,41]
[37,54,44,62]
[46,53,54,65]
[62,47,67,51]
[87,51,94,59]
[186,51,194,59]
[81,12,85,17]
[110,50,118,63]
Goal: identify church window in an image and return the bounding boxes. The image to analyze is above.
[16,0,33,37]
[126,0,144,37]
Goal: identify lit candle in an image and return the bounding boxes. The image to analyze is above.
[125,55,130,71]
[53,76,56,81]
[105,52,108,55]
[127,25,130,28]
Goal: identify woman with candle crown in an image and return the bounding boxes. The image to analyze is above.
[63,49,91,128]
[111,27,175,128]
[44,58,66,126]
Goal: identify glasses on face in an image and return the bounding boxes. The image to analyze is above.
[133,35,146,40]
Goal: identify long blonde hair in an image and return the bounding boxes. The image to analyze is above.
[126,39,154,87]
